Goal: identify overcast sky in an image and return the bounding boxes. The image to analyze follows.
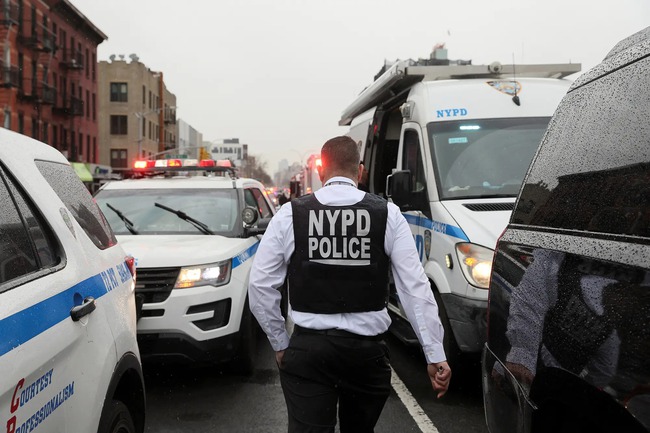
[72,0,648,175]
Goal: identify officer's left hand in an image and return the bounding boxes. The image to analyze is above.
[427,361,451,398]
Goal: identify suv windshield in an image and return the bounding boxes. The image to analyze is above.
[95,188,241,236]
[428,117,550,200]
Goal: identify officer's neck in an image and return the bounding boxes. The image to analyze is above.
[324,175,357,187]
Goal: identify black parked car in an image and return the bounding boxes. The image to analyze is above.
[482,27,650,433]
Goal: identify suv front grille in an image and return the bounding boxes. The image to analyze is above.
[135,267,180,303]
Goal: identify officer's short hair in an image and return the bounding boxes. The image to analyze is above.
[321,136,360,176]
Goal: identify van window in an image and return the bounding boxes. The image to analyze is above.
[402,129,427,194]
[428,117,550,200]
[513,57,650,238]
[36,161,117,249]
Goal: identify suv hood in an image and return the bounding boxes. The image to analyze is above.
[117,235,255,268]
[441,200,514,249]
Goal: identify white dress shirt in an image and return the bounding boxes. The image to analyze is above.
[248,176,447,364]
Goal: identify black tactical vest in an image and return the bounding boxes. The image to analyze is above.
[288,193,390,314]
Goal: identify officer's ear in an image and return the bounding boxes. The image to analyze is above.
[317,163,325,182]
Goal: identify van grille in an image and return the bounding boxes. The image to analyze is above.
[463,202,514,212]
[135,267,180,303]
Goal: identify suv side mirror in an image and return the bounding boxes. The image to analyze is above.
[242,207,270,237]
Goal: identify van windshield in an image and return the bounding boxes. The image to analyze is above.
[428,117,550,200]
[95,188,241,236]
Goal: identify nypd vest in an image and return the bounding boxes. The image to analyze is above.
[288,193,390,314]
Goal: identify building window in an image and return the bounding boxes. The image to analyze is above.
[4,110,10,130]
[92,93,96,120]
[110,82,128,102]
[110,115,128,135]
[111,148,128,168]
[42,122,48,144]
[31,118,38,140]
[52,125,58,148]
[86,90,90,118]
[92,53,96,81]
[142,85,145,104]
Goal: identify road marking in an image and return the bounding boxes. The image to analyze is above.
[391,366,440,433]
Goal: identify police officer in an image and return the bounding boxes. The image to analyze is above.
[248,136,451,433]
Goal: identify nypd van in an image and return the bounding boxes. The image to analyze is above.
[94,160,275,373]
[0,129,145,433]
[340,48,580,366]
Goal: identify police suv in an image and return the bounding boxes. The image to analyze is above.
[94,159,275,373]
[0,129,145,433]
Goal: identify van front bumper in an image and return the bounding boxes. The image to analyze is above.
[440,293,487,353]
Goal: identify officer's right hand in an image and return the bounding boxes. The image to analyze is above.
[427,362,451,398]
[275,350,285,368]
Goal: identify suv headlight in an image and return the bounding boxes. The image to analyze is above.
[174,260,231,289]
[455,243,494,289]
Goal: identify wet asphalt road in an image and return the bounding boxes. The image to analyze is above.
[143,331,488,433]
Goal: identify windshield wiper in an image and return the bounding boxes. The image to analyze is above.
[106,203,139,235]
[154,202,214,235]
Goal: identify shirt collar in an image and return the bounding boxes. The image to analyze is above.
[324,176,357,187]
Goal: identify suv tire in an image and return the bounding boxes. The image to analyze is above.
[98,400,136,433]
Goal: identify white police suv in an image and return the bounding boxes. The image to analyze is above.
[94,159,275,373]
[0,129,145,433]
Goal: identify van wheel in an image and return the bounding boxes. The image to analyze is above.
[98,400,136,433]
[230,301,257,375]
[432,286,462,370]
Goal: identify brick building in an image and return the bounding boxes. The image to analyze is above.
[98,55,177,174]
[0,0,106,163]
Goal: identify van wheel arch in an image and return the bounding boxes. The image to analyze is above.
[98,352,146,433]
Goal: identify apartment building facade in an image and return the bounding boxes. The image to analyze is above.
[98,54,177,174]
[0,0,105,163]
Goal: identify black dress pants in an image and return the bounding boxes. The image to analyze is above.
[279,326,392,433]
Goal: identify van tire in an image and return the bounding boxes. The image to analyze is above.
[98,400,136,433]
[432,285,462,370]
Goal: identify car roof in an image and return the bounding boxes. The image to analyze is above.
[99,175,266,191]
[0,127,69,166]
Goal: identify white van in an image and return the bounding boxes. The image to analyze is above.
[340,51,580,365]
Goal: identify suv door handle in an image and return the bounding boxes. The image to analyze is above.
[70,296,97,321]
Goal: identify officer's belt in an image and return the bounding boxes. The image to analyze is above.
[292,324,385,341]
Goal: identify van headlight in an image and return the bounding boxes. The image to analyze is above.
[174,260,231,289]
[455,243,494,289]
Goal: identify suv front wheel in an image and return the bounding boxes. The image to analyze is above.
[98,400,136,433]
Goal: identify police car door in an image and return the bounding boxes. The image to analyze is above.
[0,163,117,432]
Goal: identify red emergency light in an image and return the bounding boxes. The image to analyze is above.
[198,159,216,167]
[133,160,155,169]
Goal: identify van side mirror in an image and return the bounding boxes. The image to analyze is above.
[387,170,413,210]
[387,170,429,215]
